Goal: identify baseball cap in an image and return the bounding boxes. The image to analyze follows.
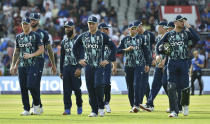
[174,15,187,22]
[64,21,74,28]
[158,21,168,28]
[167,21,175,28]
[88,16,98,23]
[134,20,142,27]
[21,17,30,24]
[98,23,110,29]
[29,13,40,20]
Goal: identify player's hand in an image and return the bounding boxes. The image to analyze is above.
[100,60,109,67]
[79,59,87,67]
[59,73,63,79]
[23,53,33,59]
[158,58,166,68]
[144,65,150,73]
[124,46,134,52]
[184,20,191,28]
[74,68,81,77]
[156,55,162,63]
[10,66,17,75]
[151,59,156,66]
[51,65,57,75]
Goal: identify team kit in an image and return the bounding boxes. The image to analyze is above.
[9,13,200,118]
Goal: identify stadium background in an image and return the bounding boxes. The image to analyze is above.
[0,0,209,94]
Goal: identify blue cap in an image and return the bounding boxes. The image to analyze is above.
[98,23,110,29]
[64,21,74,27]
[128,23,137,28]
[174,15,187,22]
[134,20,142,27]
[167,21,175,28]
[158,21,168,28]
[88,16,98,23]
[21,17,30,24]
[29,13,40,20]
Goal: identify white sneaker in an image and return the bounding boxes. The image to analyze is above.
[105,104,111,113]
[168,111,178,118]
[166,108,170,113]
[31,105,41,115]
[88,112,97,117]
[98,109,105,117]
[132,106,140,113]
[40,107,44,114]
[21,110,30,116]
[129,108,134,113]
[182,105,189,116]
[139,104,154,112]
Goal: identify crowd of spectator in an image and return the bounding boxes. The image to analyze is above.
[0,0,209,76]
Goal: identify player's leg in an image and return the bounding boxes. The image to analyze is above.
[144,73,150,100]
[62,65,72,115]
[71,65,83,114]
[167,60,179,117]
[196,71,203,95]
[140,67,163,112]
[190,71,196,95]
[124,66,134,111]
[85,65,97,117]
[94,66,105,117]
[103,63,112,113]
[133,66,144,113]
[18,67,30,115]
[162,66,168,95]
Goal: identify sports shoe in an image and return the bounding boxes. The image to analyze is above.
[40,107,44,114]
[88,112,97,117]
[98,109,105,117]
[21,110,30,116]
[182,105,189,116]
[132,106,140,113]
[77,107,82,115]
[63,109,71,115]
[139,104,154,112]
[129,108,134,113]
[166,108,170,113]
[105,104,111,113]
[168,111,178,118]
[31,105,41,115]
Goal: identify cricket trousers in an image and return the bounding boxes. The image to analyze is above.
[103,63,112,105]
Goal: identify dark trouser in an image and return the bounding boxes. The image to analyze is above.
[32,58,44,108]
[18,65,41,111]
[191,70,203,95]
[167,59,189,114]
[63,65,83,110]
[147,66,168,107]
[103,63,111,105]
[144,72,150,101]
[85,65,105,114]
[125,66,145,107]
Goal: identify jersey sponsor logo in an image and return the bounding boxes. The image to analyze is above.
[171,41,184,46]
[85,43,99,49]
[19,42,33,47]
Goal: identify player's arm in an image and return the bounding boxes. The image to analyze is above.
[156,33,169,55]
[117,38,126,54]
[46,44,57,74]
[141,36,150,72]
[184,21,200,41]
[59,42,65,79]
[103,33,117,62]
[196,60,204,68]
[10,47,20,75]
[189,64,193,77]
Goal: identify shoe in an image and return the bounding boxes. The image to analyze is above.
[105,104,111,113]
[21,110,30,116]
[98,109,105,117]
[132,106,140,113]
[63,109,71,115]
[31,105,41,115]
[40,107,44,114]
[168,111,178,118]
[88,112,97,117]
[139,104,154,112]
[129,108,134,113]
[182,105,189,116]
[166,108,170,113]
[77,107,82,115]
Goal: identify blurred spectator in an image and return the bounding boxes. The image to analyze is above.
[58,4,69,17]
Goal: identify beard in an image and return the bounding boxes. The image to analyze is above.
[31,23,38,28]
[66,30,73,37]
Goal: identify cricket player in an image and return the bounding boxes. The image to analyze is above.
[190,50,204,95]
[98,23,114,113]
[156,15,200,117]
[134,20,156,100]
[29,13,57,114]
[60,21,83,115]
[140,21,169,112]
[73,16,116,117]
[117,23,149,113]
[10,17,44,115]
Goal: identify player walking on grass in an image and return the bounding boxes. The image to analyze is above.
[134,20,156,101]
[117,23,149,113]
[140,21,169,112]
[98,23,115,113]
[60,21,83,115]
[156,15,200,117]
[73,16,116,117]
[29,13,57,114]
[10,18,44,116]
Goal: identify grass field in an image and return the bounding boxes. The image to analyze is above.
[0,94,210,124]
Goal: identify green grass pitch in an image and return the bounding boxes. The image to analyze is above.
[0,94,210,124]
